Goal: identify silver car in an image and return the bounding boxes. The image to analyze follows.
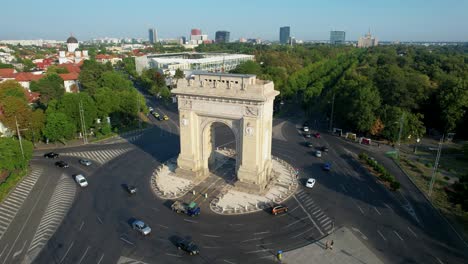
[79,159,92,166]
[132,220,151,236]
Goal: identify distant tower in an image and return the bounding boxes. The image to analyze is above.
[279,26,290,44]
[66,34,79,52]
[330,31,346,45]
[191,28,202,36]
[149,28,157,44]
[215,31,230,43]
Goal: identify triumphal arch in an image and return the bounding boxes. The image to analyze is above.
[171,72,279,191]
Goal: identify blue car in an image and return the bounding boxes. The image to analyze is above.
[322,162,331,171]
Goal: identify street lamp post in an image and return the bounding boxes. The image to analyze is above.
[395,113,405,161]
[15,116,25,159]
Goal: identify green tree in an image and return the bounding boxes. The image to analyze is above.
[29,73,65,105]
[0,137,33,170]
[93,87,120,117]
[174,68,185,87]
[0,62,14,69]
[231,60,262,75]
[0,96,31,131]
[46,65,69,74]
[56,93,98,133]
[437,75,468,132]
[99,71,133,91]
[79,60,108,95]
[0,80,27,102]
[43,112,76,142]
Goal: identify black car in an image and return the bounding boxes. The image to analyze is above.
[127,185,137,194]
[158,115,164,121]
[304,133,312,138]
[303,121,309,127]
[55,161,69,168]
[44,152,59,158]
[307,142,314,148]
[177,239,200,255]
[321,146,329,152]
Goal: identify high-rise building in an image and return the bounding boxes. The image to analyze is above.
[215,31,230,43]
[279,26,290,44]
[148,28,157,44]
[330,31,346,45]
[358,30,378,48]
[191,28,202,36]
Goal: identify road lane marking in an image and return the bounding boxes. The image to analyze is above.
[183,219,198,224]
[254,231,270,235]
[288,206,299,213]
[377,230,387,241]
[435,257,444,264]
[368,186,375,193]
[407,227,418,238]
[241,237,263,243]
[120,237,134,245]
[290,227,315,238]
[158,224,169,229]
[245,248,271,254]
[340,184,348,193]
[12,240,27,258]
[223,259,236,264]
[202,234,221,238]
[59,241,74,264]
[0,244,8,258]
[77,246,90,264]
[373,206,382,215]
[96,216,103,224]
[393,230,404,241]
[97,254,105,264]
[255,243,273,247]
[79,221,84,231]
[357,205,365,214]
[285,217,308,228]
[165,253,182,257]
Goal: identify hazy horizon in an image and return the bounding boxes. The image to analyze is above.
[1,0,467,42]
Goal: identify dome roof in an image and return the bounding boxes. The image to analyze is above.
[67,36,78,43]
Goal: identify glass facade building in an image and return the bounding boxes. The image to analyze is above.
[280,26,290,44]
[330,31,346,45]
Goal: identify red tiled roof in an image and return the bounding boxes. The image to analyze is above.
[0,68,16,78]
[26,91,40,103]
[58,72,79,81]
[14,72,44,82]
[58,63,81,73]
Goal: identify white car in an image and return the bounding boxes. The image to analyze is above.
[315,150,322,157]
[74,174,88,187]
[132,220,152,235]
[79,159,92,166]
[303,126,309,132]
[306,178,316,188]
[148,106,154,112]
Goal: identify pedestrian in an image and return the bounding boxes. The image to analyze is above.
[330,240,334,250]
[325,240,329,250]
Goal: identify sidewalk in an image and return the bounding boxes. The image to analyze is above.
[278,227,385,264]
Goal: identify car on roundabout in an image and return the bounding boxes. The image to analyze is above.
[152,112,160,118]
[315,150,322,158]
[322,162,331,171]
[55,161,69,168]
[271,205,288,215]
[44,152,59,158]
[306,142,314,148]
[163,114,169,120]
[73,174,88,187]
[315,132,321,138]
[126,185,137,194]
[305,178,316,188]
[176,239,200,255]
[304,132,312,138]
[79,159,92,166]
[131,220,151,236]
[321,146,329,152]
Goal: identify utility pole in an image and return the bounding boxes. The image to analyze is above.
[428,135,444,197]
[15,116,25,159]
[136,93,141,129]
[79,101,88,144]
[329,93,335,132]
[395,113,405,161]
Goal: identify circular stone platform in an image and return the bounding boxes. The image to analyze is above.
[151,148,298,215]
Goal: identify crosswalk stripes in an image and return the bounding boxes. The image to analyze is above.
[295,189,334,234]
[61,147,132,164]
[26,174,76,261]
[0,168,43,240]
[117,256,150,264]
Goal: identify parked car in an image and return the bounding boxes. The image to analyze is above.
[271,205,288,215]
[171,201,201,216]
[131,220,151,236]
[163,115,169,120]
[152,112,160,118]
[315,150,322,158]
[79,159,92,166]
[307,142,314,148]
[304,133,312,138]
[303,121,310,127]
[303,126,309,132]
[148,106,154,112]
[158,115,164,121]
[44,152,59,158]
[74,174,88,187]
[127,185,137,194]
[176,239,200,255]
[305,178,316,188]
[315,132,321,138]
[321,146,329,152]
[55,161,69,168]
[322,162,331,171]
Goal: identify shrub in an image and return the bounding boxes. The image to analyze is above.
[390,181,401,191]
[359,152,368,160]
[425,162,433,168]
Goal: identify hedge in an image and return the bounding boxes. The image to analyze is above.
[359,152,401,191]
[0,169,27,202]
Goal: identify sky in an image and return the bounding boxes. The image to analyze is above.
[1,0,467,42]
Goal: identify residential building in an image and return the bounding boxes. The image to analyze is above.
[215,31,230,43]
[279,26,290,44]
[358,31,378,48]
[149,28,157,44]
[330,31,346,45]
[95,54,123,65]
[189,29,209,45]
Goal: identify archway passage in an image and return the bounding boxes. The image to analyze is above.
[172,72,279,192]
[206,122,237,183]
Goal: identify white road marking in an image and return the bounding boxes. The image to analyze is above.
[373,206,382,215]
[340,184,348,193]
[96,216,103,224]
[407,227,418,238]
[435,257,444,264]
[165,253,182,257]
[202,234,221,238]
[293,195,325,235]
[290,227,316,239]
[383,203,393,211]
[59,241,74,264]
[393,230,404,241]
[368,186,375,192]
[285,217,308,228]
[288,206,299,213]
[158,224,169,229]
[12,240,27,258]
[77,246,90,264]
[183,219,198,224]
[120,237,134,245]
[79,221,84,231]
[223,259,236,264]
[245,248,271,254]
[0,244,8,258]
[97,253,105,264]
[357,205,365,214]
[255,243,273,247]
[254,231,270,235]
[377,230,387,241]
[241,237,263,243]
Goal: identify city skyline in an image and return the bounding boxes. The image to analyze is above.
[0,0,467,42]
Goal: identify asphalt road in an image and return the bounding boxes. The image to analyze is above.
[1,95,467,264]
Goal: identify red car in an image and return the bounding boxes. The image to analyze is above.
[315,133,321,138]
